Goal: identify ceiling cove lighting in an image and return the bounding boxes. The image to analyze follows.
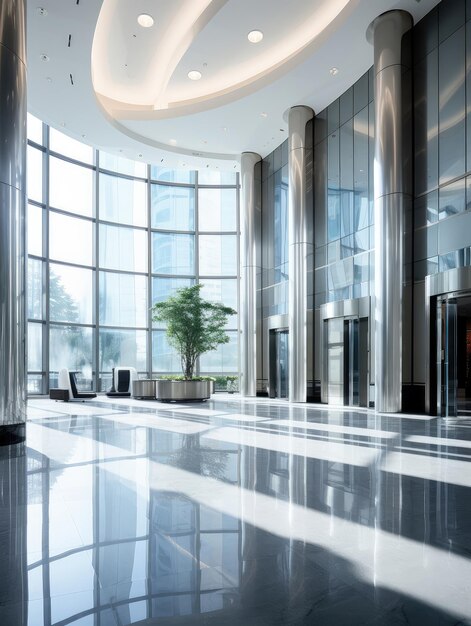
[247,30,263,44]
[137,13,154,28]
[188,70,202,81]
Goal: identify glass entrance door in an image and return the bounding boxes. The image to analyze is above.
[269,329,289,399]
[437,297,458,417]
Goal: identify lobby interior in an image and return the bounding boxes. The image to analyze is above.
[1,0,471,624]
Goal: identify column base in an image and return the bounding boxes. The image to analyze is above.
[0,423,26,446]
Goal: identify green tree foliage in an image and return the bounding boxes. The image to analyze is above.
[49,272,79,323]
[151,284,236,380]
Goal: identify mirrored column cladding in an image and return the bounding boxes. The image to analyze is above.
[367,11,412,413]
[288,106,313,403]
[0,0,27,442]
[240,152,261,396]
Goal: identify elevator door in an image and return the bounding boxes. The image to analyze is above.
[344,319,360,406]
[437,297,458,417]
[324,317,368,407]
[269,329,289,399]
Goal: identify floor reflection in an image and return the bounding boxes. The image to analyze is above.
[0,396,470,625]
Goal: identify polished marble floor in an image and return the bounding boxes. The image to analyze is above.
[1,395,471,625]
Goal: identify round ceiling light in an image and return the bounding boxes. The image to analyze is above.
[248,30,263,44]
[137,13,154,28]
[329,67,339,76]
[188,70,202,81]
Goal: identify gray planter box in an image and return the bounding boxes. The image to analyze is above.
[156,380,212,402]
[133,379,157,399]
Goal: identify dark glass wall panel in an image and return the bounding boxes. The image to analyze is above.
[466,22,471,172]
[439,0,465,43]
[438,26,466,185]
[327,133,340,242]
[438,178,466,220]
[314,108,327,145]
[340,119,354,238]
[353,107,369,232]
[339,87,353,126]
[314,139,327,248]
[413,6,438,63]
[327,100,339,135]
[353,72,368,116]
[414,50,439,196]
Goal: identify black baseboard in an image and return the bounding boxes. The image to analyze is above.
[0,423,26,446]
[402,385,426,413]
[256,391,269,397]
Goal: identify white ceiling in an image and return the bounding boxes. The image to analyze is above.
[27,0,440,170]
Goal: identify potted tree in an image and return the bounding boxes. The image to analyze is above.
[151,284,236,402]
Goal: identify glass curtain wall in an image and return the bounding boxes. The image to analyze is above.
[26,115,239,393]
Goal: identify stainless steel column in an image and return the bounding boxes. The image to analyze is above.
[288,106,313,403]
[0,0,27,442]
[367,11,412,413]
[240,152,261,396]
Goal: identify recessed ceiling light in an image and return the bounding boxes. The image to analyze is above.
[60,122,66,127]
[138,153,143,158]
[248,30,263,44]
[188,70,202,81]
[137,13,154,28]
[37,7,47,16]
[260,112,268,118]
[40,53,49,62]
[169,139,177,145]
[222,127,227,132]
[330,67,339,76]
[46,76,52,83]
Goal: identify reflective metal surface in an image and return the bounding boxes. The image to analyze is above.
[288,106,313,403]
[240,152,261,397]
[0,0,26,62]
[132,379,157,399]
[367,10,412,413]
[0,0,27,439]
[320,296,370,322]
[3,395,470,625]
[156,380,212,401]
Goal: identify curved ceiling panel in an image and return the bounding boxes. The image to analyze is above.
[27,0,441,169]
[92,0,229,108]
[92,0,353,117]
